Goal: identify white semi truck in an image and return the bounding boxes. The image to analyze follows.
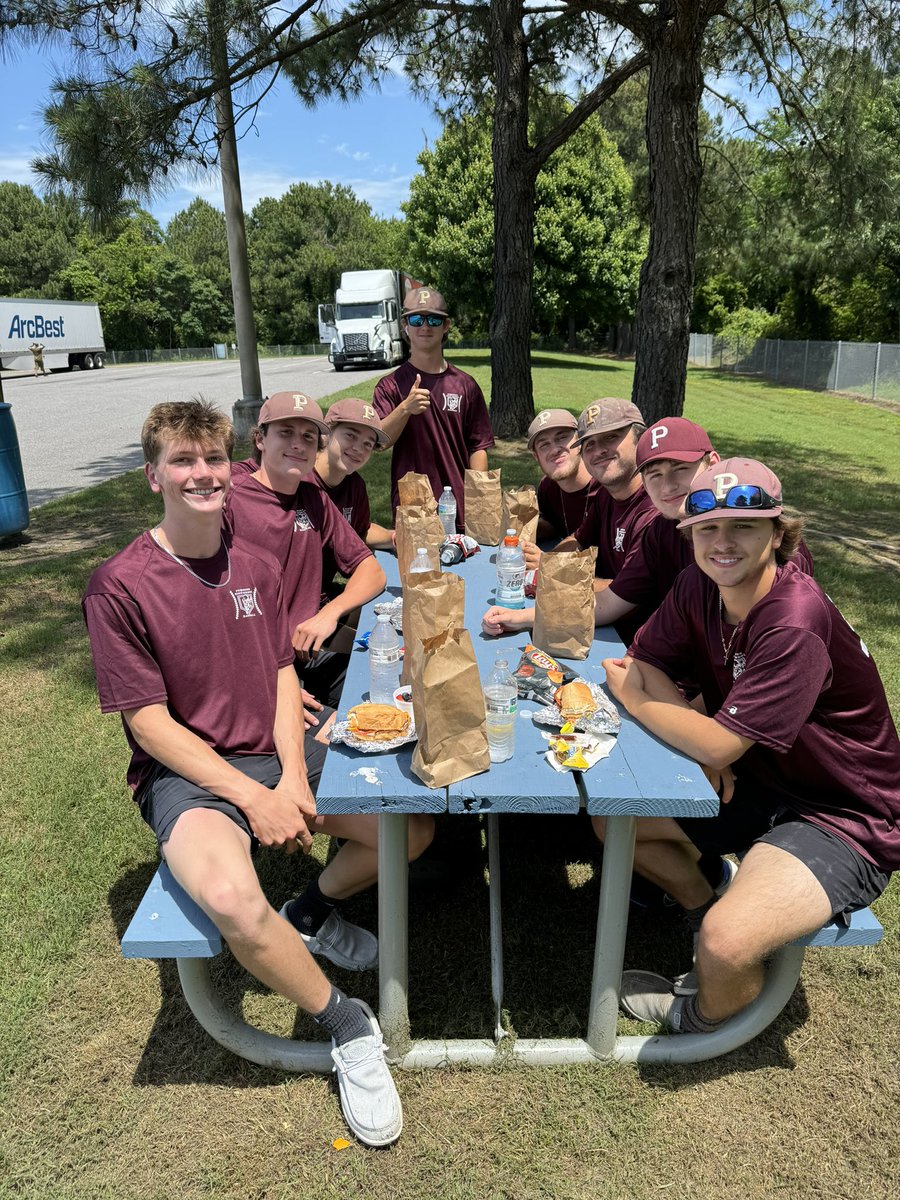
[0,298,106,372]
[318,269,420,371]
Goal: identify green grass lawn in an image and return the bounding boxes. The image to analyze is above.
[1,351,898,1199]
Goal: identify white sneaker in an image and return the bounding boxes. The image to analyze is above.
[331,1000,403,1147]
[279,903,378,971]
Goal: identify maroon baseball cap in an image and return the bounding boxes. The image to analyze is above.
[401,286,449,317]
[258,391,330,437]
[677,458,784,529]
[526,408,578,451]
[572,397,644,447]
[324,397,390,447]
[635,417,714,472]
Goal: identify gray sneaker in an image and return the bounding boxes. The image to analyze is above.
[331,999,403,1147]
[619,970,687,1032]
[279,904,378,972]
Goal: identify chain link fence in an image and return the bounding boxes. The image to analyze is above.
[106,344,330,366]
[688,334,900,403]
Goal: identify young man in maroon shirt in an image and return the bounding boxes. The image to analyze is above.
[312,397,395,551]
[600,458,900,1036]
[525,408,600,547]
[482,397,655,643]
[372,286,494,529]
[82,400,408,1146]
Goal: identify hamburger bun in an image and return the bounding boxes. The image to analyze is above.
[554,681,597,722]
[348,703,411,742]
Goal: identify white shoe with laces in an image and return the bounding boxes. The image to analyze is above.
[331,999,403,1147]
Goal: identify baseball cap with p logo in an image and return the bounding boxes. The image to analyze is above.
[258,391,331,437]
[324,397,390,447]
[677,458,784,529]
[635,417,714,472]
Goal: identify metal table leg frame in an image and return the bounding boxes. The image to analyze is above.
[378,811,411,1058]
[612,944,806,1064]
[486,813,508,1043]
[176,958,333,1073]
[586,814,636,1058]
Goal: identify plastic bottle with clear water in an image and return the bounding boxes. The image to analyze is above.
[410,545,439,575]
[368,612,402,704]
[496,528,526,608]
[483,655,518,763]
[437,485,457,534]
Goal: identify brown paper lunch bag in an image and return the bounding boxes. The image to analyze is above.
[410,626,490,787]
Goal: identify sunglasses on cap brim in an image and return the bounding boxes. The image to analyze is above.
[405,313,446,327]
[684,483,782,517]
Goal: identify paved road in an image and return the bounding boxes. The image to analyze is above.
[2,356,387,508]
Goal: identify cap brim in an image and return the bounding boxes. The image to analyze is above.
[267,415,331,438]
[325,419,390,447]
[677,505,783,530]
[572,421,633,447]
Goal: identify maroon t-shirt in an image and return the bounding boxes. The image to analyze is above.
[311,469,371,541]
[537,477,603,539]
[630,561,900,870]
[225,463,372,630]
[574,486,657,580]
[373,359,495,527]
[82,531,294,796]
[612,514,815,618]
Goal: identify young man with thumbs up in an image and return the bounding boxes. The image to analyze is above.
[372,286,494,531]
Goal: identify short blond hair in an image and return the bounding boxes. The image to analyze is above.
[141,399,234,465]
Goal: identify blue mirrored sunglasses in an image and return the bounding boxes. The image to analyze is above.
[406,313,445,327]
[685,483,781,517]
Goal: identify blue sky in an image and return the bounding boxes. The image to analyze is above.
[0,40,443,229]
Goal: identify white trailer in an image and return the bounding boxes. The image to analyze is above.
[0,298,106,372]
[318,270,419,372]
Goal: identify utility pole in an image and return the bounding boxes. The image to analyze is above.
[208,0,264,440]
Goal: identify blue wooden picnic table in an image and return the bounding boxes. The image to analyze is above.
[123,545,883,1071]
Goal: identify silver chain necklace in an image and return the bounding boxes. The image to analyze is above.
[151,528,232,589]
[718,595,742,665]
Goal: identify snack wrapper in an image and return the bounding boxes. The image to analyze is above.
[440,533,481,565]
[512,644,579,706]
[542,726,616,772]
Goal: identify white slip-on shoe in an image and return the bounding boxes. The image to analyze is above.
[619,970,688,1032]
[331,999,403,1148]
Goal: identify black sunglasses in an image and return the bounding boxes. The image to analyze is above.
[685,483,782,517]
[405,313,445,327]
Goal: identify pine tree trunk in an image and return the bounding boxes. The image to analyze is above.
[489,0,538,438]
[632,7,705,425]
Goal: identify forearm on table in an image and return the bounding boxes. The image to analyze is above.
[626,695,751,769]
[594,585,636,626]
[366,522,394,550]
[321,557,386,621]
[124,703,265,807]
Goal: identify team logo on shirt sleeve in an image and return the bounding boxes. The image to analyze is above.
[342,506,354,522]
[442,393,462,412]
[732,652,746,679]
[231,587,262,619]
[613,527,626,553]
[294,508,313,532]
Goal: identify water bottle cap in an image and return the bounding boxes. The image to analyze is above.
[495,658,508,669]
[416,546,427,554]
[503,534,518,546]
[376,612,390,621]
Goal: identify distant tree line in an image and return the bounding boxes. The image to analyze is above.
[3,49,899,354]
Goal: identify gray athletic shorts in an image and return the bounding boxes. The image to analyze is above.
[677,795,890,923]
[137,713,333,847]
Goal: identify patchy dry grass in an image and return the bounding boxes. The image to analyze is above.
[1,357,898,1199]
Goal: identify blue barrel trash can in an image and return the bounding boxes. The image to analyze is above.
[0,402,30,538]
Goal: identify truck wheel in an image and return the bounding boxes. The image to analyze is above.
[83,353,95,370]
[93,354,105,369]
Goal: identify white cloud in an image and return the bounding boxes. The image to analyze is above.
[0,155,39,186]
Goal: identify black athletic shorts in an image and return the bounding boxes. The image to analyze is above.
[677,792,890,923]
[136,712,333,847]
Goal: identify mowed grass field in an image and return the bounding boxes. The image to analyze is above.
[1,351,898,1200]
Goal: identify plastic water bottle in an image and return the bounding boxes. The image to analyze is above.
[410,545,438,575]
[483,656,517,763]
[496,529,526,609]
[368,613,402,704]
[438,485,457,534]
